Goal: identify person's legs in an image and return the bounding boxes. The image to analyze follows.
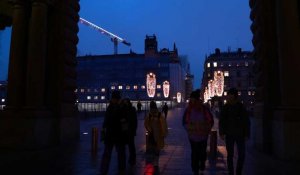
[236,137,246,175]
[116,143,126,173]
[225,136,235,175]
[189,139,201,174]
[128,136,136,166]
[100,142,114,175]
[199,139,208,171]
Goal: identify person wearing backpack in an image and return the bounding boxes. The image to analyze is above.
[182,89,214,175]
[144,100,168,166]
[219,87,250,175]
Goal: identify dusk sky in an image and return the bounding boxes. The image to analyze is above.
[0,0,253,88]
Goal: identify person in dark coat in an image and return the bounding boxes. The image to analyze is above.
[219,87,250,175]
[123,98,138,166]
[162,102,169,119]
[99,90,128,175]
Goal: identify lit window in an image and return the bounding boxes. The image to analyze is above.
[245,62,249,66]
[213,62,217,67]
[1,99,5,102]
[141,85,146,89]
[228,63,231,67]
[220,63,224,67]
[207,63,210,68]
[134,85,138,90]
[94,96,98,100]
[252,91,255,96]
[236,63,239,67]
[224,100,227,104]
[157,93,161,97]
[126,86,130,90]
[101,96,105,100]
[118,85,123,90]
[74,89,78,93]
[101,88,105,92]
[248,91,251,95]
[223,91,227,96]
[111,86,115,90]
[238,91,241,96]
[80,89,84,93]
[224,71,229,77]
[157,85,161,89]
[208,73,211,77]
[87,96,91,100]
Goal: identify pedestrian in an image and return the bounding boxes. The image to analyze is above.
[99,90,128,175]
[162,102,169,119]
[182,89,214,175]
[137,101,142,112]
[122,98,138,167]
[144,100,168,166]
[219,87,250,175]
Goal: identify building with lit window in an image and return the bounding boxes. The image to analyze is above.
[76,35,192,111]
[0,81,7,110]
[201,48,255,111]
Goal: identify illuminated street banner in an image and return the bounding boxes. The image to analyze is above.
[214,71,224,96]
[163,81,170,98]
[146,73,156,97]
[177,92,181,103]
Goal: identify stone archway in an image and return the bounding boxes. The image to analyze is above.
[1,0,300,161]
[0,0,80,149]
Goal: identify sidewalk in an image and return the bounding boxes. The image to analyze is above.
[1,107,299,175]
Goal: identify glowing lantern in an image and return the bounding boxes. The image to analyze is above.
[214,71,224,96]
[146,73,156,97]
[177,92,181,103]
[162,81,170,98]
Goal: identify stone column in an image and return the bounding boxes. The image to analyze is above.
[273,0,300,160]
[25,0,48,107]
[6,0,28,108]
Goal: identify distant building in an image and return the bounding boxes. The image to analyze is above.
[201,48,255,111]
[0,81,7,110]
[76,35,193,111]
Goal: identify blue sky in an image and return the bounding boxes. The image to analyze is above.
[0,0,253,88]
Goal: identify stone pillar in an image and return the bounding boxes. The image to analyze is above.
[25,0,48,107]
[272,0,300,160]
[6,0,28,108]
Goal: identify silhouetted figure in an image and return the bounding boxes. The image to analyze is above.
[99,90,128,175]
[219,88,250,175]
[162,102,169,119]
[182,90,214,175]
[144,101,168,167]
[137,101,142,112]
[123,98,138,167]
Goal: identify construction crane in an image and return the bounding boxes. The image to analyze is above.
[79,17,131,55]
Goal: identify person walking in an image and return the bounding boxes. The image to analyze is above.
[99,90,128,175]
[123,98,138,167]
[137,101,142,112]
[219,87,250,175]
[162,102,169,119]
[182,90,214,175]
[144,101,168,166]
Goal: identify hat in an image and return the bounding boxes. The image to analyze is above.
[111,90,121,99]
[228,88,238,97]
[190,90,200,99]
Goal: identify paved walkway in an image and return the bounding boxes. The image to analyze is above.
[1,107,300,175]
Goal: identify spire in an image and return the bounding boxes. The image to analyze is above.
[173,42,177,51]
